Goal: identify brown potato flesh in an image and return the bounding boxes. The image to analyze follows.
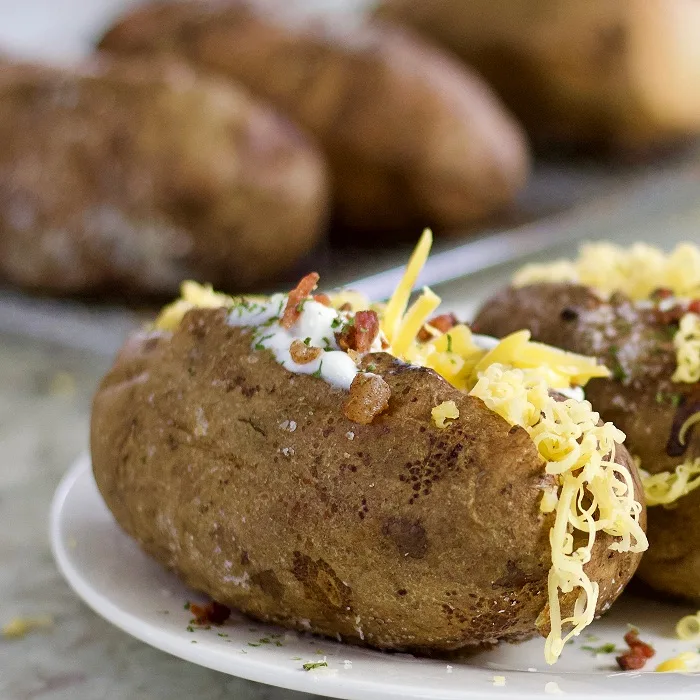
[474,283,700,600]
[91,308,643,651]
[0,60,328,295]
[98,0,530,235]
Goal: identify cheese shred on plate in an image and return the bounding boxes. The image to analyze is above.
[513,241,700,301]
[152,230,647,664]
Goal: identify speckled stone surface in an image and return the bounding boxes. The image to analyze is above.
[0,333,315,700]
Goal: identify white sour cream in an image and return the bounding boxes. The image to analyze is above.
[227,295,382,390]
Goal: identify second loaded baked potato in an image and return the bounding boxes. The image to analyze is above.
[473,242,700,600]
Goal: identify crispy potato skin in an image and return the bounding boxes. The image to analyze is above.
[92,308,642,650]
[474,283,700,599]
[98,0,529,235]
[376,0,700,152]
[0,60,327,295]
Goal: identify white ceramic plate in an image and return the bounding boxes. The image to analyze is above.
[52,455,700,700]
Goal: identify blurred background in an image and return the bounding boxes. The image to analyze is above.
[1,1,699,698]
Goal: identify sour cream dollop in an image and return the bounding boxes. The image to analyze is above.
[227,295,381,390]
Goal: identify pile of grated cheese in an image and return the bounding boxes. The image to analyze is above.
[469,365,647,664]
[513,241,700,301]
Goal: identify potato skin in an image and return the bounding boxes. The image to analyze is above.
[98,0,529,236]
[91,308,642,651]
[474,283,700,599]
[0,60,327,295]
[376,0,700,152]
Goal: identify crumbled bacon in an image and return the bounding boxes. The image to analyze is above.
[689,299,700,314]
[616,629,655,671]
[289,339,323,364]
[650,287,674,301]
[339,302,353,312]
[336,310,380,353]
[417,313,458,342]
[281,272,320,329]
[343,373,391,425]
[189,601,231,626]
[313,293,331,307]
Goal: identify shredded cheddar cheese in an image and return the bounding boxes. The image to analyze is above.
[676,612,700,641]
[469,365,647,664]
[640,458,700,506]
[431,401,459,428]
[382,229,433,345]
[513,242,700,301]
[673,312,700,383]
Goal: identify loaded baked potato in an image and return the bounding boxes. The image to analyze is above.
[97,0,529,237]
[91,232,646,663]
[0,58,327,295]
[473,242,700,600]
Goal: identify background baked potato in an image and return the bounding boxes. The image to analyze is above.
[97,0,530,237]
[91,306,644,653]
[473,282,700,600]
[375,0,700,153]
[0,59,328,295]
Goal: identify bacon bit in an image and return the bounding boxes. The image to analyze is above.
[343,373,391,425]
[289,339,323,364]
[281,272,320,329]
[616,630,655,670]
[313,293,331,307]
[336,310,380,353]
[417,313,458,342]
[339,302,353,312]
[189,601,231,626]
[623,630,655,658]
[651,287,674,301]
[689,299,700,314]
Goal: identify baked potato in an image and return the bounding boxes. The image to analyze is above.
[97,0,530,237]
[375,0,700,153]
[473,242,700,600]
[0,59,328,295]
[91,232,646,662]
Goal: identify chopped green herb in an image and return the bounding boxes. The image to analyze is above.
[303,661,328,671]
[187,625,194,633]
[446,334,453,353]
[671,393,683,408]
[292,656,302,661]
[254,334,274,350]
[191,640,197,644]
[315,649,325,655]
[259,638,271,645]
[366,363,377,372]
[582,643,617,655]
[248,642,261,647]
[322,337,332,350]
[296,299,308,313]
[312,362,323,378]
[184,602,191,610]
[609,347,627,382]
[331,317,343,329]
[218,633,229,638]
[275,641,284,647]
[304,337,312,346]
